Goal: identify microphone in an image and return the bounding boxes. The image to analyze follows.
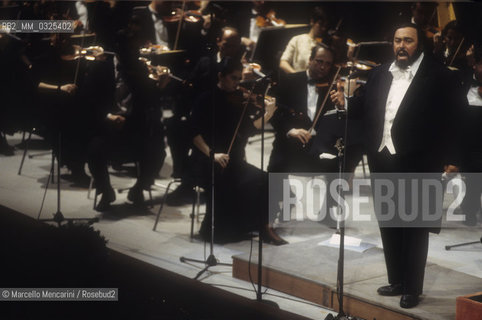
[355,41,392,47]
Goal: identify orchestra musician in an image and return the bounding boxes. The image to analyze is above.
[31,33,100,186]
[269,43,338,173]
[459,44,482,226]
[330,23,464,308]
[88,18,170,211]
[433,20,470,73]
[165,26,248,205]
[132,0,174,49]
[190,57,285,244]
[279,6,330,74]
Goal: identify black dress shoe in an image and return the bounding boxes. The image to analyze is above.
[95,188,116,212]
[127,186,145,205]
[377,284,403,296]
[400,294,419,308]
[0,142,15,156]
[262,227,289,246]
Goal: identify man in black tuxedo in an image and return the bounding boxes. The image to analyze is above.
[268,44,336,173]
[459,45,482,225]
[331,23,463,308]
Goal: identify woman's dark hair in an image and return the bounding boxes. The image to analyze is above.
[311,6,329,25]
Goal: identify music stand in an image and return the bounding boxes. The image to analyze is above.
[252,24,309,75]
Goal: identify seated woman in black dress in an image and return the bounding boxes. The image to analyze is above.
[190,57,286,245]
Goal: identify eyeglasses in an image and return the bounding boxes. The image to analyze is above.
[314,59,333,67]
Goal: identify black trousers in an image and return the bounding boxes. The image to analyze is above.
[460,150,482,223]
[88,126,165,193]
[368,148,436,295]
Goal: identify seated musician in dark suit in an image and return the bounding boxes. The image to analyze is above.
[31,33,106,186]
[459,44,482,225]
[88,21,169,211]
[132,0,174,49]
[269,43,363,173]
[132,0,207,54]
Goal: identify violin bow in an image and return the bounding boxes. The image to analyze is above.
[73,29,86,86]
[173,0,186,51]
[449,37,464,67]
[226,82,260,155]
[308,64,343,134]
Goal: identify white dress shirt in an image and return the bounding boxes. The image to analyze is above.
[286,71,318,137]
[75,1,89,31]
[378,53,424,154]
[249,9,261,43]
[148,6,169,48]
[306,71,318,122]
[467,76,482,107]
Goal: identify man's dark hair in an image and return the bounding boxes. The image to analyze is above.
[309,43,336,62]
[219,56,243,76]
[393,22,425,52]
[442,20,464,38]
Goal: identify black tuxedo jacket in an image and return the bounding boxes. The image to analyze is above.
[350,56,465,172]
[132,6,176,49]
[272,72,318,139]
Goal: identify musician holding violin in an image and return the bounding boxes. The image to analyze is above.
[32,33,114,186]
[269,43,337,173]
[88,20,170,210]
[190,57,285,245]
[458,44,482,226]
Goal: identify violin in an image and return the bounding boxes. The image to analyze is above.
[75,46,110,61]
[138,57,190,86]
[58,45,109,62]
[315,77,366,90]
[140,44,171,55]
[255,10,286,28]
[163,9,203,24]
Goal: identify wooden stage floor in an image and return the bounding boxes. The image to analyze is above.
[1,132,481,319]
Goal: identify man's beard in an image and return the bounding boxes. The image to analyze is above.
[395,48,421,69]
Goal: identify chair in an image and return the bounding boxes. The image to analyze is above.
[18,129,52,176]
[153,180,204,240]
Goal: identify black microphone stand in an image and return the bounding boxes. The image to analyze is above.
[180,45,231,280]
[37,32,98,227]
[253,76,279,307]
[37,130,98,227]
[325,45,363,320]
